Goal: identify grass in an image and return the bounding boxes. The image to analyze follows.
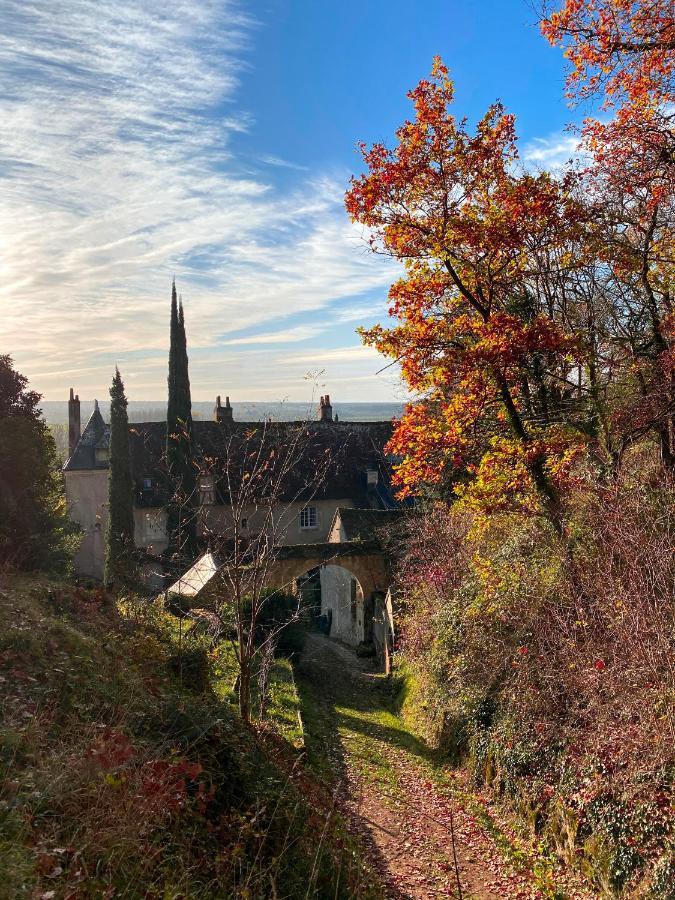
[0,573,383,899]
[293,634,595,900]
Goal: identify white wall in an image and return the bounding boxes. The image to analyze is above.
[319,564,364,645]
[65,470,108,579]
[65,470,353,581]
[65,471,168,580]
[202,498,355,546]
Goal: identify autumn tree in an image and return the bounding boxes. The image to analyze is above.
[540,0,675,110]
[346,60,590,533]
[542,1,675,467]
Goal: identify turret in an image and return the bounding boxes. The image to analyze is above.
[214,395,234,424]
[319,394,333,422]
[68,388,81,457]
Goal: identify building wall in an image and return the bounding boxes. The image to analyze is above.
[65,471,168,580]
[201,498,355,546]
[65,470,108,579]
[65,466,357,581]
[134,508,169,556]
[319,564,364,646]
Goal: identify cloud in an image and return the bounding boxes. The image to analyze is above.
[522,133,583,171]
[222,325,327,345]
[258,154,309,171]
[0,0,397,400]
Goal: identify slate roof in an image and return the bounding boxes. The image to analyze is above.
[63,403,109,471]
[330,508,405,542]
[64,417,395,505]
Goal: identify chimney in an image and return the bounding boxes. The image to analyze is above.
[215,395,234,424]
[318,394,333,423]
[68,388,81,457]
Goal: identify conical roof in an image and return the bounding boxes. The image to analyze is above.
[63,401,110,470]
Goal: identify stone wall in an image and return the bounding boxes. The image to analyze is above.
[65,470,108,578]
[65,471,168,580]
[319,564,364,645]
[201,498,355,546]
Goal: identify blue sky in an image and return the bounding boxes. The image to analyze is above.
[1,0,581,402]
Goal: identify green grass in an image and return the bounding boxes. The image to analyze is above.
[293,635,591,900]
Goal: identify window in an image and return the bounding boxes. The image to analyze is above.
[299,506,318,529]
[143,477,153,490]
[241,517,248,530]
[199,477,215,506]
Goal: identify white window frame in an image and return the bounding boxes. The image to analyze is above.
[299,506,319,530]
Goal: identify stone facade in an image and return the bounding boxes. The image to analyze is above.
[63,391,396,583]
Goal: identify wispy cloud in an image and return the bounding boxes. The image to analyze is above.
[223,325,327,345]
[0,0,396,400]
[258,154,309,171]
[522,132,583,171]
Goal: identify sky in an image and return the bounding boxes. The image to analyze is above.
[0,0,582,402]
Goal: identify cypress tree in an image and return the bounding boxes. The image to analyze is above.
[166,282,196,557]
[166,279,179,463]
[104,367,135,588]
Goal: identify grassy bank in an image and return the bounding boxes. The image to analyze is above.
[0,575,377,899]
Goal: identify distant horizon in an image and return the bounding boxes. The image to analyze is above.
[41,398,406,426]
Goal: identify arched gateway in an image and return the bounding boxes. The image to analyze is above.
[167,539,395,670]
[263,540,390,601]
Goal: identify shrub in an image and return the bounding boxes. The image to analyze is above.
[395,476,675,893]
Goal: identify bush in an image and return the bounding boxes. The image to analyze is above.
[0,356,80,572]
[167,647,211,692]
[395,478,675,894]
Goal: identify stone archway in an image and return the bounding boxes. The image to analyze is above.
[262,542,390,650]
[263,541,390,601]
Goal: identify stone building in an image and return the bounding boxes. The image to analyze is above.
[319,507,402,647]
[63,390,397,583]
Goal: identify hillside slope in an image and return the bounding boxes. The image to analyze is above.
[0,575,380,899]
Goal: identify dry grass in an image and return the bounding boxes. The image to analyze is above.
[0,574,380,899]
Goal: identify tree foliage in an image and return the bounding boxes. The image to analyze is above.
[541,0,675,109]
[166,280,197,558]
[0,355,79,571]
[351,2,675,892]
[104,367,135,588]
[346,61,592,531]
[346,44,675,526]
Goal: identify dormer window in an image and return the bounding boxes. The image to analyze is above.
[95,447,109,465]
[199,476,215,506]
[366,468,379,486]
[143,477,153,490]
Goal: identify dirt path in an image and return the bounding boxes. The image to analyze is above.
[295,633,592,900]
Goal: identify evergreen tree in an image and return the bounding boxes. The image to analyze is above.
[0,355,79,571]
[104,368,135,587]
[165,281,196,558]
[166,279,179,462]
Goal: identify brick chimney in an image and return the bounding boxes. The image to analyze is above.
[319,394,333,422]
[68,388,81,457]
[214,395,234,424]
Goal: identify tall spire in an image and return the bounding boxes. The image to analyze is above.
[166,279,179,450]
